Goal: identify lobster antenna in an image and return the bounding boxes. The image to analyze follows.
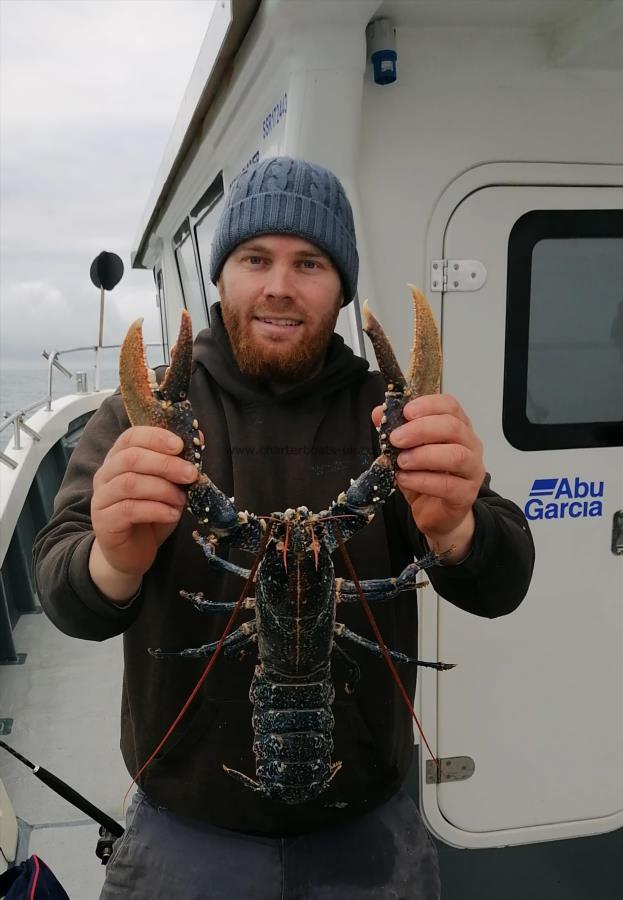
[123,522,274,812]
[331,523,443,782]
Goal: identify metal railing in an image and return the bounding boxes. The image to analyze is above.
[1,342,163,470]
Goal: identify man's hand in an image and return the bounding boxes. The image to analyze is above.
[89,426,198,602]
[372,394,486,563]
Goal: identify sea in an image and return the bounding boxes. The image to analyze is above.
[0,362,120,450]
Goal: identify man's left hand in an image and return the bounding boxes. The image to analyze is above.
[372,394,486,563]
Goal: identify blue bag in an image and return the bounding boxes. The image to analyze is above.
[0,855,70,899]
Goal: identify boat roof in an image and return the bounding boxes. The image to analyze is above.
[131,0,622,268]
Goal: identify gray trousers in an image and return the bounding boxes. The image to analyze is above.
[100,788,440,899]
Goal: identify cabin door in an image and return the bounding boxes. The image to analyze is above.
[419,184,623,848]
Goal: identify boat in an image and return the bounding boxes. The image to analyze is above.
[1,1,622,895]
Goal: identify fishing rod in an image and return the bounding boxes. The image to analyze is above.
[0,740,124,864]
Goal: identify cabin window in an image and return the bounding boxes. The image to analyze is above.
[193,173,225,313]
[504,210,623,450]
[173,220,206,326]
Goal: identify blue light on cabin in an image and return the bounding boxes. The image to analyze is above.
[371,49,397,85]
[367,18,397,86]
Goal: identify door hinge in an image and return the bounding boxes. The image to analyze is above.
[426,755,475,784]
[430,259,487,292]
[0,653,26,666]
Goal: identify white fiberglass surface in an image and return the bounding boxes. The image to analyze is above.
[427,184,623,843]
[0,612,127,897]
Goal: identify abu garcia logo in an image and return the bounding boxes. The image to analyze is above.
[525,477,604,521]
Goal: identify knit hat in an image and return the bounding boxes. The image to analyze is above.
[209,157,359,305]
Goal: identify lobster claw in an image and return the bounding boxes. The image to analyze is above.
[405,284,441,397]
[159,310,195,403]
[120,309,193,422]
[119,309,201,467]
[361,285,440,467]
[330,286,441,542]
[362,285,441,398]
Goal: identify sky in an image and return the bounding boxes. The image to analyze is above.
[0,0,216,370]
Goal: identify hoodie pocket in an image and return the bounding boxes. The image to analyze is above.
[149,695,255,777]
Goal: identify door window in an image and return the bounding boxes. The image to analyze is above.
[504,210,623,450]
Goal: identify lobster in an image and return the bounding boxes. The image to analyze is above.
[119,286,454,805]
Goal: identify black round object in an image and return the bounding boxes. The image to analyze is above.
[90,251,124,291]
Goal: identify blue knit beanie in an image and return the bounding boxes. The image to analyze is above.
[209,157,358,305]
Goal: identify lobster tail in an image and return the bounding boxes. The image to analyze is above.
[224,666,341,804]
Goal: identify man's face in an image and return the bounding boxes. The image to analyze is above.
[218,235,343,382]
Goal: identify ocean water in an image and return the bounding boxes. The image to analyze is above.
[0,364,120,450]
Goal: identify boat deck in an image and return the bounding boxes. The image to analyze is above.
[0,607,129,898]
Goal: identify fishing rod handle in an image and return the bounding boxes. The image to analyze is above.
[35,766,124,837]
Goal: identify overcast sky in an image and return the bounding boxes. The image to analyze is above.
[0,0,215,369]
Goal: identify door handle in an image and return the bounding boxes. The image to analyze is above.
[612,511,623,555]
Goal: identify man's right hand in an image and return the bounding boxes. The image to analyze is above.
[89,426,198,603]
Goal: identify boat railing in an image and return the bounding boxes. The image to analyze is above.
[0,341,162,470]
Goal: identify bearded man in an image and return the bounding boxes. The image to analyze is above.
[34,157,534,899]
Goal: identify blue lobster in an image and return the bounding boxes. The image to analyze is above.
[119,286,454,804]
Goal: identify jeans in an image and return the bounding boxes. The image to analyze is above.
[100,788,440,899]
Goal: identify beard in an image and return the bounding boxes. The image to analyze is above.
[219,293,341,383]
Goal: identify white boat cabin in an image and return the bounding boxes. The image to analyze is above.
[131,0,623,856]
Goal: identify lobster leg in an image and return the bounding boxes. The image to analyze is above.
[192,533,252,579]
[335,622,456,672]
[149,622,257,659]
[180,590,256,613]
[334,623,454,670]
[335,550,443,604]
[336,577,427,604]
[332,642,361,694]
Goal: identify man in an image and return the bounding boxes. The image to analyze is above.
[34,157,534,899]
